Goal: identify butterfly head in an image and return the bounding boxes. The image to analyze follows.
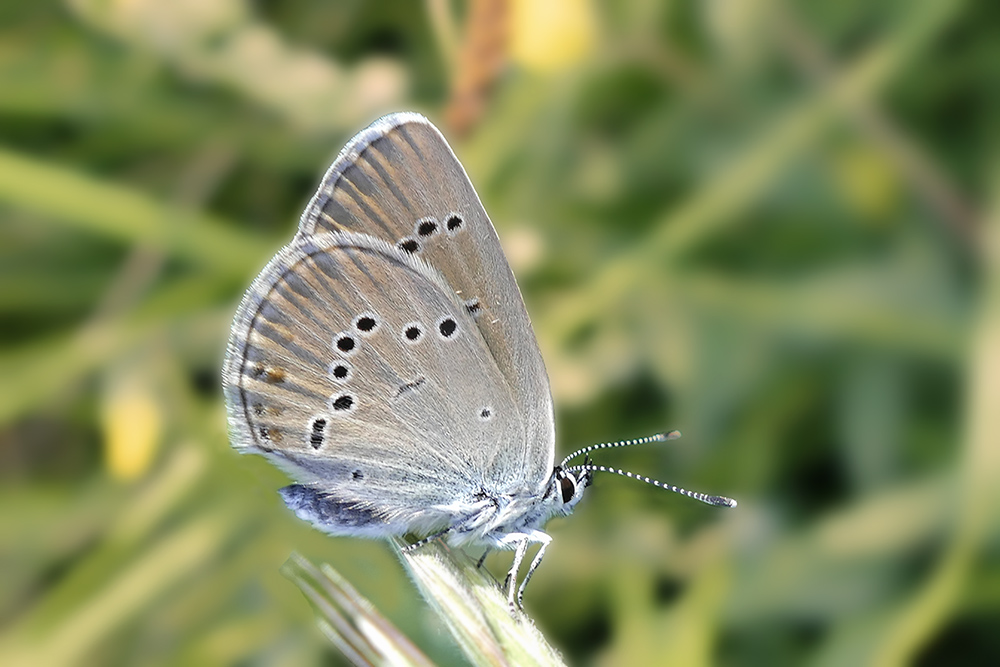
[548,461,592,517]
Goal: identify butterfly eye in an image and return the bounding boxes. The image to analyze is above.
[559,474,576,504]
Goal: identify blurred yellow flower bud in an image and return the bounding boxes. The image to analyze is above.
[510,0,597,73]
[101,371,163,481]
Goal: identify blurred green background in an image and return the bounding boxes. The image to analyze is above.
[1,0,998,665]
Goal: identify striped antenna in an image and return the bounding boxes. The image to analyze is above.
[563,463,737,508]
[559,430,681,468]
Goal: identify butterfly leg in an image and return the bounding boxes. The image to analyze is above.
[496,530,552,610]
[476,549,490,569]
[502,537,531,610]
[516,530,552,609]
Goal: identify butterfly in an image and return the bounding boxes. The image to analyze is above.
[222,112,735,609]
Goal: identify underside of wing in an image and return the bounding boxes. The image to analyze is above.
[222,232,535,522]
[297,113,555,478]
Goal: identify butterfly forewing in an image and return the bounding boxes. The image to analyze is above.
[223,232,534,524]
[297,113,555,482]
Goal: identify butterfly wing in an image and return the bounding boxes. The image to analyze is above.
[296,113,555,484]
[223,232,534,535]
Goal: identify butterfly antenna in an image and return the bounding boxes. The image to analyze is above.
[559,431,681,468]
[563,463,737,508]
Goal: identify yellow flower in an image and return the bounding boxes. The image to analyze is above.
[101,372,163,481]
[510,0,597,73]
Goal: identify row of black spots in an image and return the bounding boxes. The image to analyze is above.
[332,313,382,357]
[401,316,460,345]
[328,313,374,383]
[333,312,385,358]
[396,212,465,255]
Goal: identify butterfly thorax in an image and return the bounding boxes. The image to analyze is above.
[443,466,590,549]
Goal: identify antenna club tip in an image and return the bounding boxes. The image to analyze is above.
[665,430,681,440]
[703,494,738,508]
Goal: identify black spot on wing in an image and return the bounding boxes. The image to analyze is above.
[310,417,327,449]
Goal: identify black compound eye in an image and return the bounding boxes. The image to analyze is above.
[560,475,575,504]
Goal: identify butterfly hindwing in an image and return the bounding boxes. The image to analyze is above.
[223,232,531,532]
